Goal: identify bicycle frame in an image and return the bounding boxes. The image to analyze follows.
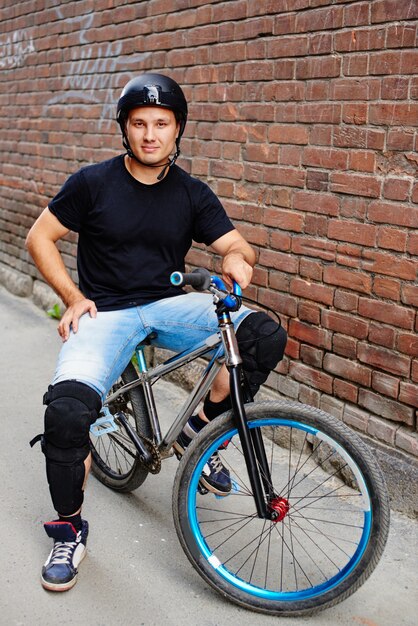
[102,292,273,519]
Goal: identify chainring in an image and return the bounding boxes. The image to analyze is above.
[139,436,161,474]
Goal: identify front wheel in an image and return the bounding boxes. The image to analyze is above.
[173,401,390,616]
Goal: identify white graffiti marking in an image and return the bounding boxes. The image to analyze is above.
[0,30,35,69]
[44,10,150,125]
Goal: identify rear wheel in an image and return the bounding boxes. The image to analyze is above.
[90,362,152,492]
[173,401,390,616]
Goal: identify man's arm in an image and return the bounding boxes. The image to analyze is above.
[25,208,96,341]
[210,229,256,290]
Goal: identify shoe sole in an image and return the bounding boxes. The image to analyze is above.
[173,442,231,497]
[41,548,86,592]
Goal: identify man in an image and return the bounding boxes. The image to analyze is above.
[26,73,287,592]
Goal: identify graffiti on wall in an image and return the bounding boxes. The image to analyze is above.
[0,30,35,69]
[44,10,150,127]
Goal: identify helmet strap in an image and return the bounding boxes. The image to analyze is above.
[122,131,180,181]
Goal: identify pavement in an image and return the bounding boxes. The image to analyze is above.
[0,284,417,626]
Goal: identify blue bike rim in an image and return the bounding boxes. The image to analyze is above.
[187,417,373,602]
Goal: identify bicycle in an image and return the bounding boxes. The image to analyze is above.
[89,268,390,616]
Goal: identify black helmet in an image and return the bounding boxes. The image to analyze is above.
[116,73,188,139]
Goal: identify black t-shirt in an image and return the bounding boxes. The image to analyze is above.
[48,155,234,311]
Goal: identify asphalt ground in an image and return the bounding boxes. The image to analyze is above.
[0,285,417,626]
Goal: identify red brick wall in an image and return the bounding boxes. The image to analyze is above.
[1,1,417,459]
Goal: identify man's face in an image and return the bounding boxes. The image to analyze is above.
[125,106,179,167]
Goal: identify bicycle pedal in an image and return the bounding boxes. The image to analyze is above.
[197,482,209,495]
[90,408,119,437]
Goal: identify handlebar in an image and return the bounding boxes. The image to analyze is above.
[170,268,242,311]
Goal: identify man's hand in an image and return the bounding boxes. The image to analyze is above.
[211,229,256,290]
[221,251,253,290]
[58,297,97,342]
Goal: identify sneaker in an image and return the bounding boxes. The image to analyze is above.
[174,429,231,496]
[41,520,88,591]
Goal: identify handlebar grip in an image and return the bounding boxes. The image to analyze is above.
[170,268,212,292]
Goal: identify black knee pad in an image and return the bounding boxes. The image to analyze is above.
[42,380,101,515]
[236,312,287,396]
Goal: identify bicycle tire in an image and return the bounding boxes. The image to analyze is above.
[173,401,390,616]
[90,362,152,492]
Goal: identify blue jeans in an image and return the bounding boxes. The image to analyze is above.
[53,292,252,401]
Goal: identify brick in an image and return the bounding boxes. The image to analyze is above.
[333,334,358,359]
[292,236,336,262]
[328,220,376,246]
[334,27,385,52]
[270,230,292,252]
[299,258,323,281]
[396,427,418,457]
[397,333,418,357]
[289,362,333,395]
[377,227,408,252]
[264,207,304,232]
[343,404,369,432]
[290,277,334,305]
[280,145,302,166]
[297,103,341,124]
[386,23,417,48]
[258,288,298,318]
[299,385,321,408]
[372,372,399,399]
[293,191,339,216]
[362,392,413,427]
[335,379,359,404]
[362,250,417,281]
[367,415,399,445]
[340,197,368,220]
[323,353,371,386]
[259,249,299,273]
[359,298,414,330]
[348,150,376,173]
[381,77,410,101]
[310,126,333,145]
[298,302,321,324]
[264,166,305,188]
[368,323,396,349]
[343,2,370,27]
[329,172,381,198]
[300,345,323,368]
[289,319,332,350]
[268,124,309,145]
[302,146,347,170]
[369,103,418,125]
[342,56,369,78]
[323,266,372,294]
[399,382,418,408]
[333,126,385,149]
[322,310,369,339]
[371,0,418,23]
[412,360,418,383]
[383,177,411,201]
[268,36,308,58]
[306,170,329,191]
[309,32,333,56]
[401,284,418,308]
[296,56,341,79]
[387,129,415,151]
[295,5,343,33]
[357,342,411,377]
[304,214,328,237]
